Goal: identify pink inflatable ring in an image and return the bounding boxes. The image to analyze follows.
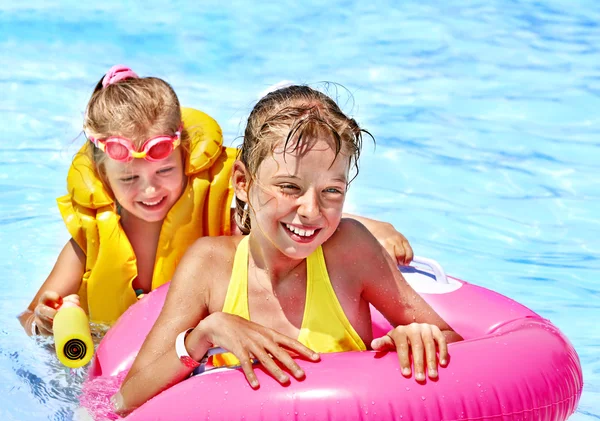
[82,258,583,420]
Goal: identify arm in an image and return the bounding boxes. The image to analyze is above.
[339,220,462,379]
[18,238,85,336]
[342,213,413,265]
[116,237,317,416]
[116,239,214,414]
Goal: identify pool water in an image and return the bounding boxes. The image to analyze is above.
[0,1,598,419]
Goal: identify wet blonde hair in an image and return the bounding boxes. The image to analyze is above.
[235,84,371,234]
[83,74,189,191]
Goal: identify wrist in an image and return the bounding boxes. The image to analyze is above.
[186,321,213,361]
[176,324,211,368]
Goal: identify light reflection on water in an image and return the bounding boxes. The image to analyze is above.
[0,1,598,419]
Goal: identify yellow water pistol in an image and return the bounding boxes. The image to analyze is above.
[53,302,94,368]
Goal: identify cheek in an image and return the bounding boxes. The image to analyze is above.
[111,183,138,203]
[250,185,279,209]
[323,199,345,218]
[170,173,186,194]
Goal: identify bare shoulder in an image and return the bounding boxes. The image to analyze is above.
[171,236,240,290]
[321,218,384,282]
[184,235,240,266]
[325,218,381,257]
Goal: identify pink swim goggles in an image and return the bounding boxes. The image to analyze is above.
[87,126,182,162]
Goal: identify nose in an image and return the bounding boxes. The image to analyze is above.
[297,189,321,221]
[141,177,157,195]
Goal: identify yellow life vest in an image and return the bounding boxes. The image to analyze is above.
[57,108,237,324]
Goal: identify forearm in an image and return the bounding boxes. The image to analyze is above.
[442,329,463,343]
[117,327,212,415]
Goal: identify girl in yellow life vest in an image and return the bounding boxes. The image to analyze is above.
[19,66,414,336]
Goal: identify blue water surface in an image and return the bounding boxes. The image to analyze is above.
[0,1,598,419]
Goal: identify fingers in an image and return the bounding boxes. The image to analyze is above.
[62,294,80,307]
[407,327,426,381]
[371,334,394,351]
[433,326,448,366]
[388,331,412,377]
[382,243,398,265]
[420,326,438,379]
[209,314,319,387]
[276,334,320,362]
[257,332,319,383]
[401,238,414,266]
[39,291,63,310]
[266,345,304,380]
[34,303,58,335]
[381,237,413,267]
[391,324,448,381]
[237,352,260,389]
[36,320,53,336]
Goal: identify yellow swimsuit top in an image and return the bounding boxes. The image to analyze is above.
[212,236,366,367]
[56,108,237,324]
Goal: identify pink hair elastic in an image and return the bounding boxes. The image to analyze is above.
[102,65,139,88]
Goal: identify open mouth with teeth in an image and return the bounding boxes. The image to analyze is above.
[284,223,320,242]
[139,196,166,209]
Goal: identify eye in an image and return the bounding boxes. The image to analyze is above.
[157,167,174,175]
[324,187,345,195]
[119,175,138,183]
[278,184,300,195]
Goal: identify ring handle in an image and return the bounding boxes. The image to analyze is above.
[409,256,449,284]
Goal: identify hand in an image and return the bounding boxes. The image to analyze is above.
[371,323,448,381]
[197,312,320,388]
[357,218,413,266]
[373,221,413,266]
[32,292,80,336]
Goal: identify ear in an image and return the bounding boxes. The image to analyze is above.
[232,160,250,203]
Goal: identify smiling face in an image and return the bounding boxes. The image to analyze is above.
[103,148,185,224]
[237,138,350,260]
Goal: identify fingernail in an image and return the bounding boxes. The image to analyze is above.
[251,380,259,388]
[110,392,124,412]
[441,359,447,365]
[402,367,411,376]
[416,372,425,381]
[429,369,438,377]
[295,369,304,377]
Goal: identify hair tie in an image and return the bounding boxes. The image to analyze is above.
[102,65,139,88]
